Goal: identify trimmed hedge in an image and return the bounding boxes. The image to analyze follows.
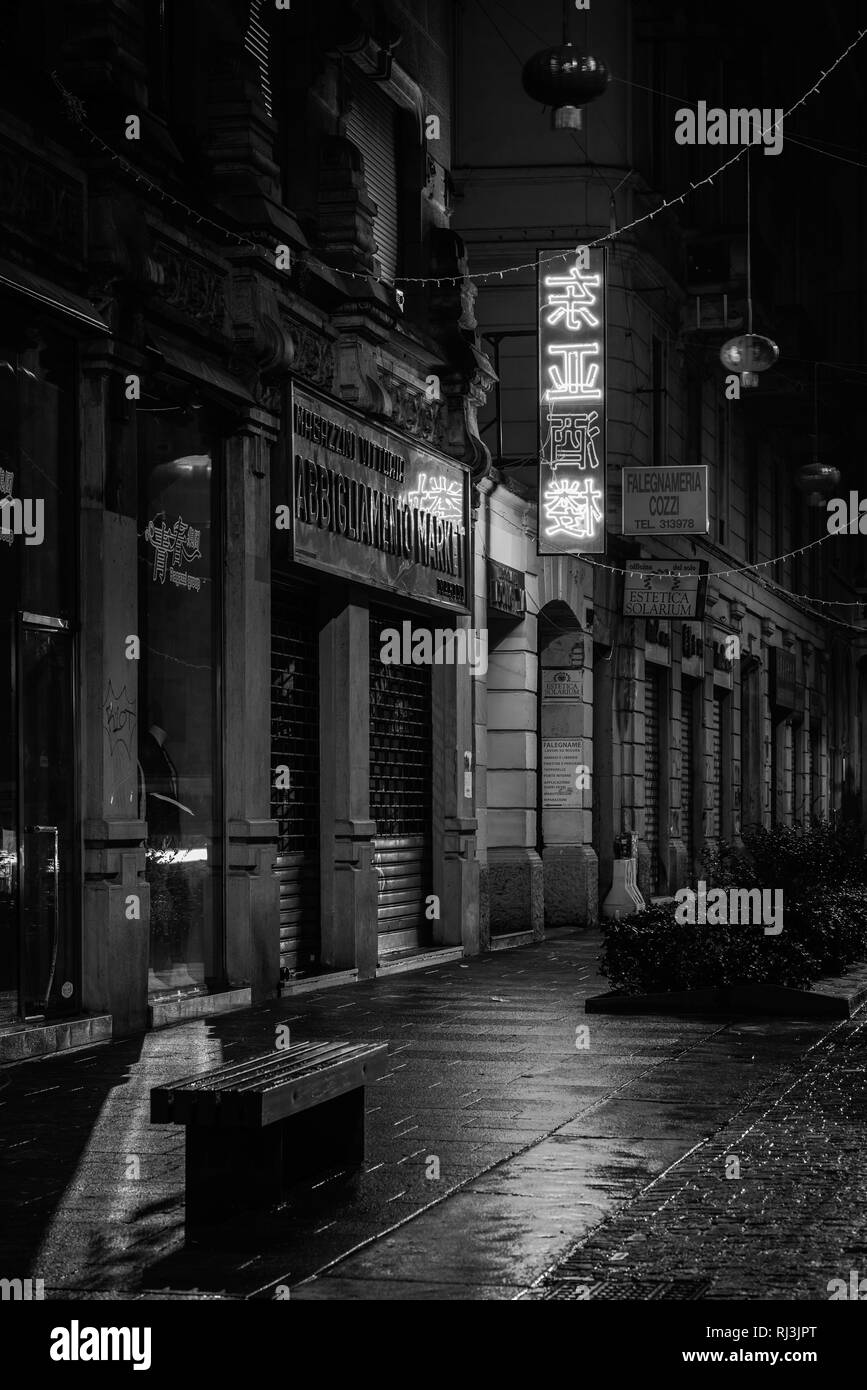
[600,821,867,993]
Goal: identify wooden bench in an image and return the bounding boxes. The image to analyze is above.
[151,1039,389,1241]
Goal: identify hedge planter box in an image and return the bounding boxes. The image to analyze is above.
[586,981,867,1019]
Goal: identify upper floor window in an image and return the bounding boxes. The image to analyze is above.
[244,0,273,118]
[346,76,400,283]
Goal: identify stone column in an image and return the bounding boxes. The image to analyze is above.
[486,608,543,938]
[223,410,280,1001]
[473,483,491,950]
[431,648,479,952]
[319,587,378,977]
[80,354,149,1036]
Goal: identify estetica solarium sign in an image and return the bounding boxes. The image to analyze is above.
[538,246,607,555]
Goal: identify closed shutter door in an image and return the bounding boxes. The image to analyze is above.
[682,683,695,875]
[369,608,432,954]
[803,725,811,822]
[644,668,661,895]
[793,720,803,822]
[271,582,320,978]
[346,79,399,283]
[785,720,794,822]
[711,695,722,846]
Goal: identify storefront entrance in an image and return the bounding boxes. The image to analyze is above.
[681,678,698,879]
[645,665,663,895]
[0,319,80,1023]
[271,578,321,979]
[137,407,223,1000]
[369,605,433,956]
[0,617,77,1023]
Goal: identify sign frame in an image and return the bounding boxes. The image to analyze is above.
[621,464,710,536]
[541,737,584,808]
[280,379,472,614]
[622,560,709,620]
[487,559,525,617]
[537,245,608,557]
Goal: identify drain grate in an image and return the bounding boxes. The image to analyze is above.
[540,1273,712,1300]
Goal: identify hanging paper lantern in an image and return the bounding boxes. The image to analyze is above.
[719,333,779,389]
[522,45,609,130]
[795,460,841,508]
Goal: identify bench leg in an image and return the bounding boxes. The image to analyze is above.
[185,1124,285,1239]
[183,1087,366,1243]
[282,1086,365,1183]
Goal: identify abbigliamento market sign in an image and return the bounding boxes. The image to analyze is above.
[279,382,471,613]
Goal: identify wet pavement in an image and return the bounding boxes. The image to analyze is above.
[0,929,862,1300]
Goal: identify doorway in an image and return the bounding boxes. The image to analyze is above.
[0,615,77,1022]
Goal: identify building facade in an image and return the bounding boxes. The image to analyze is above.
[453,0,867,939]
[0,0,489,1044]
[3,0,866,1053]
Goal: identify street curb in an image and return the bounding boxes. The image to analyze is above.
[585,983,863,1017]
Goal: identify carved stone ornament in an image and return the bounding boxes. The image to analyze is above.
[292,326,335,389]
[144,240,228,332]
[388,379,443,444]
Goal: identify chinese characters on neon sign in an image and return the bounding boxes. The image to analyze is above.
[538,247,606,554]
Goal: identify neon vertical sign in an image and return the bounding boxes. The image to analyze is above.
[538,246,607,555]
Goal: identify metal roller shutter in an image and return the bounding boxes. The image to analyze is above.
[809,722,820,821]
[803,724,811,823]
[345,78,400,283]
[711,694,722,847]
[244,0,273,117]
[681,682,695,876]
[369,608,432,954]
[271,582,320,978]
[784,720,794,822]
[644,668,661,895]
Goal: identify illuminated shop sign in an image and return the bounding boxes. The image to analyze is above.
[281,383,471,613]
[538,246,607,555]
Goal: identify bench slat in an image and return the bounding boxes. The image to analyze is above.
[155,1039,340,1099]
[151,1041,389,1127]
[151,1041,357,1122]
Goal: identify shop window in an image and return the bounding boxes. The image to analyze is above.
[137,409,223,998]
[0,322,78,1023]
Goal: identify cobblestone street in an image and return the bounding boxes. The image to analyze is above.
[528,1009,867,1301]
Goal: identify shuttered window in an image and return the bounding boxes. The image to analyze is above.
[711,694,722,846]
[681,682,696,877]
[346,78,400,283]
[244,0,272,118]
[645,668,662,895]
[805,722,816,817]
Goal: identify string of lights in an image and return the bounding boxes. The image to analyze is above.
[49,67,865,607]
[49,72,266,253]
[50,21,867,289]
[574,531,836,583]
